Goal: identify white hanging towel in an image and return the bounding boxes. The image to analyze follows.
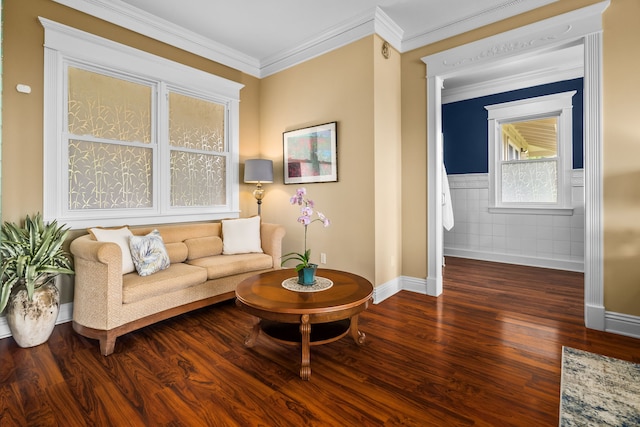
[442,164,454,231]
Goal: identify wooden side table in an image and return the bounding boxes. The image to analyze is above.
[235,269,373,380]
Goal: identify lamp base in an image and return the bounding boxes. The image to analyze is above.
[253,183,265,215]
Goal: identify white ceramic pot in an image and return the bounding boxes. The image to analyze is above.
[6,282,60,348]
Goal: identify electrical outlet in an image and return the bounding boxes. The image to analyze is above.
[320,253,327,264]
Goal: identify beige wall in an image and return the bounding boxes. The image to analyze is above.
[602,0,640,316]
[259,37,377,283]
[258,36,402,286]
[373,36,402,284]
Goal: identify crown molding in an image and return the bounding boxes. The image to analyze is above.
[374,7,404,52]
[54,0,573,78]
[259,11,375,78]
[53,0,262,77]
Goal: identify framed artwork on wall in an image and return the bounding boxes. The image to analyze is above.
[283,122,338,184]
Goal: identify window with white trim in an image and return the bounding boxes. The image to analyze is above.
[41,18,243,229]
[485,91,576,214]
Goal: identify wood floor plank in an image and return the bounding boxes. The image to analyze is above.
[0,383,28,426]
[1,257,639,426]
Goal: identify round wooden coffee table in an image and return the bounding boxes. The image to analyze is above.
[235,269,373,380]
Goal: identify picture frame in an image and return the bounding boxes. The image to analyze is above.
[283,122,338,184]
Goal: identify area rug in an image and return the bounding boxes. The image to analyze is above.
[560,346,640,426]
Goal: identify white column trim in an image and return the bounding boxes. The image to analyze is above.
[583,31,606,330]
[426,75,444,297]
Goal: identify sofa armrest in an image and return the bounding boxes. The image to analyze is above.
[71,234,124,269]
[260,223,286,270]
[70,235,124,330]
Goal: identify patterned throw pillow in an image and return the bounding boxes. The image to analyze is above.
[129,229,171,276]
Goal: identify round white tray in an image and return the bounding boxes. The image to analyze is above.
[281,276,333,292]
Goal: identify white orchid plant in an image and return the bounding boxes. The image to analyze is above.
[281,188,330,271]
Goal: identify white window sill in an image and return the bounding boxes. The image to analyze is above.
[488,207,575,216]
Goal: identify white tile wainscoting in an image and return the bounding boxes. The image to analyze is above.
[444,170,585,272]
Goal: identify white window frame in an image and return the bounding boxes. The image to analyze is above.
[485,91,576,215]
[41,18,243,229]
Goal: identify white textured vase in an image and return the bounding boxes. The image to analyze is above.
[6,282,60,348]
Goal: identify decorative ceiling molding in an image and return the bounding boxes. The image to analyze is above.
[259,12,375,78]
[374,7,404,52]
[54,0,565,78]
[441,25,573,70]
[424,1,611,78]
[53,0,262,76]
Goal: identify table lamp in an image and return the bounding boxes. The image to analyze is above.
[244,159,273,215]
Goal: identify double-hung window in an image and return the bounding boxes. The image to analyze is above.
[485,91,576,214]
[42,18,243,228]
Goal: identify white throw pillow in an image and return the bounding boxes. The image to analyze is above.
[89,227,136,274]
[222,216,263,255]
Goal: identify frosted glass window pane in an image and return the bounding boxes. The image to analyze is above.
[169,92,225,152]
[501,160,557,203]
[170,152,226,207]
[68,67,151,143]
[68,140,152,209]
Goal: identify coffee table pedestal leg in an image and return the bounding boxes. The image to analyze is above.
[300,314,311,380]
[350,315,366,345]
[244,317,261,347]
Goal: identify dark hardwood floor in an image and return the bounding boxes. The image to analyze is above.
[2,257,639,426]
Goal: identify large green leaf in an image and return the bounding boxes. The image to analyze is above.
[0,213,74,313]
[281,249,312,271]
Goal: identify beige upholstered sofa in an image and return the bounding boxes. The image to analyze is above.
[70,219,285,355]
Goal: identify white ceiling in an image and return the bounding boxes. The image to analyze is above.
[118,0,550,59]
[63,0,560,77]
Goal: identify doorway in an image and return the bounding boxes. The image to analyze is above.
[422,1,609,330]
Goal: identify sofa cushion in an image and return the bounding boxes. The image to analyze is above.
[165,242,188,264]
[89,226,136,274]
[222,216,263,254]
[122,263,208,304]
[187,253,273,280]
[185,236,223,260]
[139,223,221,243]
[129,230,171,276]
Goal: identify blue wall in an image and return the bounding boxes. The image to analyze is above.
[442,78,584,174]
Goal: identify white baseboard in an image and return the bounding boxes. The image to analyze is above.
[374,276,429,304]
[403,276,429,295]
[444,248,584,272]
[372,277,403,304]
[605,311,640,339]
[0,302,73,340]
[585,302,606,330]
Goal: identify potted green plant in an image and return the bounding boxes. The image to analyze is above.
[281,188,330,285]
[0,213,74,347]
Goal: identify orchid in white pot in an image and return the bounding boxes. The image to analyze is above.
[281,188,330,283]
